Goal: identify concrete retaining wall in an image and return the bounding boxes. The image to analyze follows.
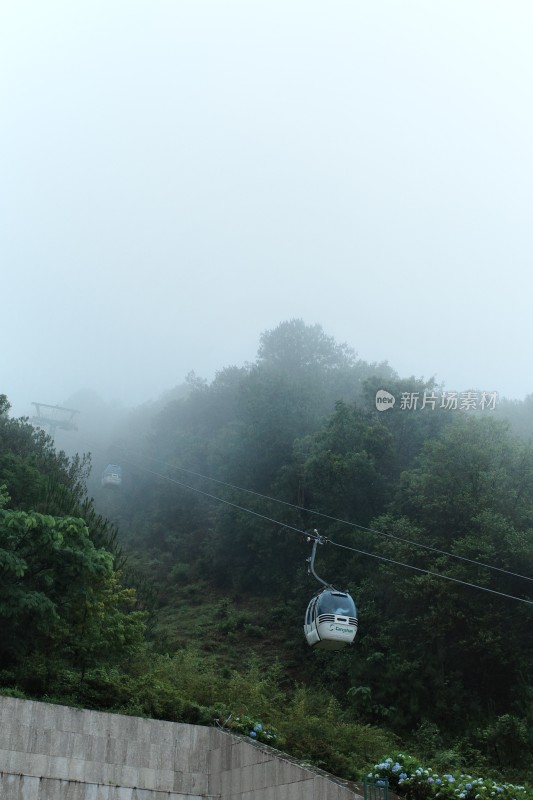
[0,696,363,800]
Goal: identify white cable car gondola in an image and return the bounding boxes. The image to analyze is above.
[303,535,358,650]
[101,464,123,488]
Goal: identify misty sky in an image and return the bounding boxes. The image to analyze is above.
[2,2,533,418]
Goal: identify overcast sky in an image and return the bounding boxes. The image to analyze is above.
[2,1,533,418]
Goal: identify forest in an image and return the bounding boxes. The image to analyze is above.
[1,320,533,794]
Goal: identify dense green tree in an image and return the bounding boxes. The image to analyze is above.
[496,394,533,440]
[0,485,145,686]
[286,401,394,524]
[349,417,533,739]
[361,376,455,476]
[257,319,355,370]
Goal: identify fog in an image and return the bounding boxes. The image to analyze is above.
[2,1,533,419]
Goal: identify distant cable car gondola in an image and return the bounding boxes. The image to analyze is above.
[303,534,358,650]
[101,464,122,488]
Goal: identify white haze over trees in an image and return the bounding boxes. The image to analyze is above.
[2,1,533,418]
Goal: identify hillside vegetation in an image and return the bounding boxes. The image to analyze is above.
[2,321,533,789]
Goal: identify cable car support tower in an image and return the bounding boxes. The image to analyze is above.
[31,403,79,438]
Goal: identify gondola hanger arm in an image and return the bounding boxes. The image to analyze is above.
[306,531,334,590]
